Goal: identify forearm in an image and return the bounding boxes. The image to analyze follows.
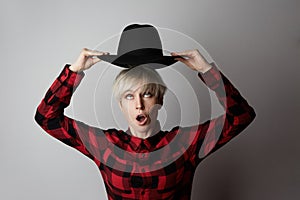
[199,63,255,121]
[34,64,87,144]
[197,63,256,158]
[35,64,84,123]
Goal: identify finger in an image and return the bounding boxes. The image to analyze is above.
[171,53,193,60]
[89,50,110,56]
[174,57,189,65]
[171,50,194,57]
[171,53,190,61]
[91,56,101,64]
[90,52,110,60]
[82,48,110,57]
[92,52,110,62]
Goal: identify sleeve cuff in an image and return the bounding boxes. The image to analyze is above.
[57,64,85,88]
[198,62,222,90]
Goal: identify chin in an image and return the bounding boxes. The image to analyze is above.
[130,121,152,132]
[134,123,151,131]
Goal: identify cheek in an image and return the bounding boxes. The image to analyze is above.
[120,102,134,118]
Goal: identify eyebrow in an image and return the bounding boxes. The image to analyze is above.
[123,89,134,94]
[122,84,154,95]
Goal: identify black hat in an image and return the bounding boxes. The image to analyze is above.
[98,24,181,68]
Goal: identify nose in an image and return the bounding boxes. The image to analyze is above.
[135,95,144,110]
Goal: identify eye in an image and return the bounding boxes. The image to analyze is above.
[143,92,152,98]
[124,94,134,100]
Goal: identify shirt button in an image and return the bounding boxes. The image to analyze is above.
[139,153,146,159]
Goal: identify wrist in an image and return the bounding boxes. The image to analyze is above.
[69,65,81,73]
[198,64,212,73]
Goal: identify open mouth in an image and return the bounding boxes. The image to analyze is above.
[136,114,148,125]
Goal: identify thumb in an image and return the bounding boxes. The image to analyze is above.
[91,57,101,65]
[172,53,190,65]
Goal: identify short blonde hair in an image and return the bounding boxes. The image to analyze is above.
[112,64,166,105]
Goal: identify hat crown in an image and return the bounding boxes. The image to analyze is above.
[98,23,178,68]
[117,24,163,56]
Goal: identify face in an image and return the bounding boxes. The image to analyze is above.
[119,84,161,134]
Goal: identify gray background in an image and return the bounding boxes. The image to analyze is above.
[1,0,299,199]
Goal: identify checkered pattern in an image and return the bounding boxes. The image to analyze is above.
[35,64,255,200]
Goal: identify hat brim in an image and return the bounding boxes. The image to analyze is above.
[98,54,181,69]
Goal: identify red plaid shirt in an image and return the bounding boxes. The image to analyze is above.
[35,64,255,200]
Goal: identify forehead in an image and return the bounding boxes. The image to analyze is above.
[123,80,157,94]
[113,66,165,99]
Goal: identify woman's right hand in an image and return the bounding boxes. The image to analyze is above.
[69,48,109,72]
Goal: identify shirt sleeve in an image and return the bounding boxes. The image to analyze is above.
[193,63,256,161]
[34,64,101,164]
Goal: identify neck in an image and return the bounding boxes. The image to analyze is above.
[128,121,161,139]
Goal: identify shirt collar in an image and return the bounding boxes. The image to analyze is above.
[125,121,164,152]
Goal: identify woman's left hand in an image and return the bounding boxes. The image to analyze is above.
[171,49,212,73]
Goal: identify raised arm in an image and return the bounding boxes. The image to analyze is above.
[34,49,109,162]
[172,50,256,160]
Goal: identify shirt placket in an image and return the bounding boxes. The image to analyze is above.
[138,141,149,173]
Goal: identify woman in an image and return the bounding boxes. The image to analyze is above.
[35,23,255,200]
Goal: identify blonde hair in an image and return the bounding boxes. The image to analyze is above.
[112,64,166,105]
